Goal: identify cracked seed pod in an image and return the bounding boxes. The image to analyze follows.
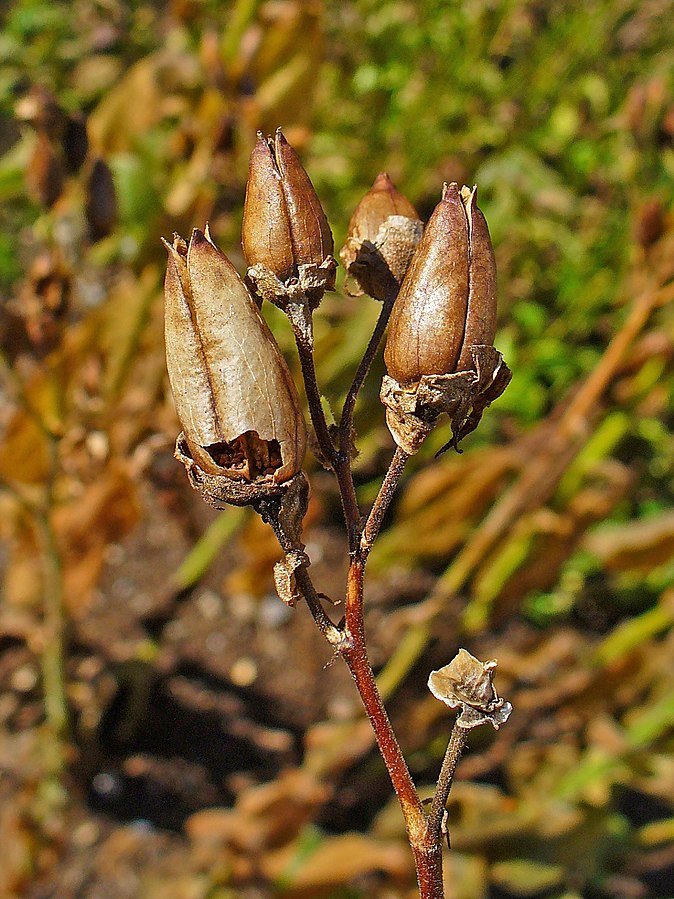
[242,128,334,284]
[340,172,423,301]
[163,227,307,490]
[381,183,510,453]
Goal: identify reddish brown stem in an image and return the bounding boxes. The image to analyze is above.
[360,445,409,560]
[341,561,446,895]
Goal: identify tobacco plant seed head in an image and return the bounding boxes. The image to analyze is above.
[345,172,420,246]
[242,128,333,283]
[384,182,497,386]
[340,172,423,301]
[163,226,306,484]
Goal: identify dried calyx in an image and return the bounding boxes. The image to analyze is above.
[242,128,336,308]
[340,172,423,302]
[163,226,307,503]
[428,649,512,730]
[382,182,511,454]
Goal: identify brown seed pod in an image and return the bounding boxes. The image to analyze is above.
[384,182,469,386]
[26,132,64,208]
[456,185,497,371]
[340,172,422,301]
[163,227,306,484]
[242,128,333,282]
[85,158,117,240]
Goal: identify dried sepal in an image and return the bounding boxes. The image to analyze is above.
[340,173,423,301]
[428,649,512,731]
[164,227,307,485]
[381,346,511,455]
[175,433,309,511]
[273,550,309,607]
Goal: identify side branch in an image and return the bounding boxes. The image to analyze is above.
[360,445,409,559]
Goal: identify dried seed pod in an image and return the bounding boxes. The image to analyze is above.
[85,158,117,240]
[340,172,423,301]
[381,183,510,454]
[456,185,497,371]
[384,182,470,386]
[163,227,306,485]
[26,132,64,208]
[62,113,89,174]
[242,128,333,282]
[346,172,420,245]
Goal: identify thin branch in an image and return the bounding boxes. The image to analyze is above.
[292,317,361,551]
[360,445,409,559]
[426,722,468,844]
[294,565,344,647]
[339,297,394,457]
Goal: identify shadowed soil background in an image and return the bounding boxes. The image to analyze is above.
[1,1,674,896]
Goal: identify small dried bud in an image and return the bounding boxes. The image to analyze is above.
[340,172,423,301]
[85,158,117,240]
[381,183,510,453]
[163,227,306,488]
[242,128,334,283]
[428,649,512,730]
[26,132,64,208]
[62,113,89,174]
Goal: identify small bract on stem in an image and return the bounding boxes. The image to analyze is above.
[162,128,512,898]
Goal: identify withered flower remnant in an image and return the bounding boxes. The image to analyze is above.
[340,172,423,302]
[428,649,512,730]
[242,128,335,305]
[381,182,511,454]
[163,227,307,495]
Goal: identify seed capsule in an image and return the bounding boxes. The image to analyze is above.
[345,172,420,245]
[340,172,422,300]
[242,128,333,281]
[384,182,497,386]
[163,227,306,483]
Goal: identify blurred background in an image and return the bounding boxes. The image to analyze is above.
[1,0,674,896]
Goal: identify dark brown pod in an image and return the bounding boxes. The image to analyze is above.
[242,128,333,281]
[384,182,469,386]
[242,132,295,281]
[456,186,497,371]
[85,158,117,240]
[62,113,89,174]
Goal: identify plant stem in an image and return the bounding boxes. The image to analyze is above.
[360,445,409,560]
[427,723,467,845]
[293,319,361,551]
[341,562,432,864]
[339,297,394,458]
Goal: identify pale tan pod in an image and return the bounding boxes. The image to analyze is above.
[456,186,498,372]
[164,228,306,482]
[241,132,295,280]
[384,182,469,386]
